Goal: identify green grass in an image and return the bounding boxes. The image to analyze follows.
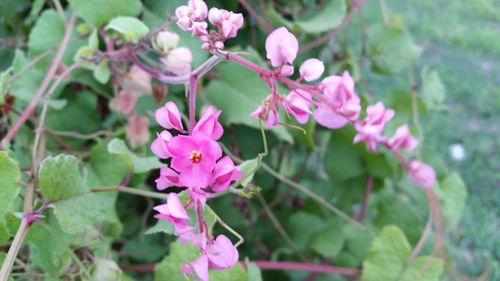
[371,0,500,279]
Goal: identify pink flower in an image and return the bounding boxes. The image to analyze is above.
[283,90,312,124]
[207,235,239,269]
[299,58,325,82]
[280,65,294,76]
[354,102,395,151]
[408,160,436,189]
[175,223,196,242]
[155,101,184,131]
[192,107,224,140]
[110,90,137,115]
[155,167,180,190]
[388,124,418,151]
[208,8,244,39]
[183,255,209,281]
[176,0,208,33]
[211,156,243,192]
[265,27,299,67]
[126,115,150,148]
[167,134,222,188]
[313,71,361,129]
[161,47,192,76]
[151,130,173,159]
[154,193,190,225]
[250,95,279,128]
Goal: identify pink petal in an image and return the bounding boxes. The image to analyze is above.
[313,104,349,129]
[207,235,239,269]
[299,58,325,82]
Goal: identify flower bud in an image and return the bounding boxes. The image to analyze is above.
[153,31,179,53]
[126,115,150,148]
[109,90,137,115]
[408,160,436,189]
[161,47,192,76]
[299,58,325,81]
[265,27,299,67]
[155,101,184,131]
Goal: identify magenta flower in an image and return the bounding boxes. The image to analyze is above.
[408,160,436,189]
[154,193,190,225]
[151,130,173,159]
[211,156,243,192]
[206,235,239,269]
[283,90,312,124]
[354,102,395,151]
[192,106,224,140]
[388,124,419,151]
[155,167,180,190]
[183,255,209,281]
[313,71,361,129]
[167,134,222,188]
[155,101,184,131]
[299,58,325,82]
[265,27,299,67]
[250,95,279,128]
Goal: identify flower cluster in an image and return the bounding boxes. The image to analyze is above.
[151,102,242,280]
[175,0,244,51]
[250,26,436,189]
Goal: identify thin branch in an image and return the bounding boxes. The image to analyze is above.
[0,219,29,281]
[0,13,77,149]
[91,186,167,200]
[256,193,309,261]
[250,261,361,276]
[52,0,67,24]
[45,128,110,140]
[355,175,373,221]
[238,0,273,32]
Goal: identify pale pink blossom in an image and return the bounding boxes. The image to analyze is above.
[122,65,152,95]
[155,101,184,131]
[153,31,179,53]
[283,90,312,124]
[299,58,325,81]
[126,115,150,148]
[151,130,173,159]
[250,95,279,128]
[388,124,419,151]
[161,47,192,76]
[211,156,243,192]
[176,0,208,33]
[280,65,294,76]
[354,102,395,151]
[207,235,239,269]
[110,90,137,115]
[175,223,196,242]
[408,160,436,189]
[155,167,180,190]
[265,27,299,67]
[192,107,224,140]
[154,193,190,225]
[208,8,244,39]
[167,134,222,188]
[313,71,361,129]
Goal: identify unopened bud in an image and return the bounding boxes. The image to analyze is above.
[153,31,180,53]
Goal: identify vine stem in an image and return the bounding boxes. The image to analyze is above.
[0,13,76,149]
[355,175,373,221]
[91,186,167,200]
[0,220,28,281]
[249,261,361,276]
[188,75,197,130]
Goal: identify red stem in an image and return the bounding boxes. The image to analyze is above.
[250,261,360,276]
[356,175,373,221]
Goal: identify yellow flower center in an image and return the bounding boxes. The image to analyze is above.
[189,150,202,163]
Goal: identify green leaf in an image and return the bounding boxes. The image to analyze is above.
[0,252,4,266]
[145,219,174,236]
[435,172,467,231]
[105,16,149,43]
[0,152,21,218]
[309,223,344,258]
[420,68,446,111]
[287,212,324,249]
[367,24,422,75]
[204,48,293,143]
[51,191,117,235]
[38,154,87,201]
[154,241,199,281]
[0,67,11,104]
[93,59,111,84]
[361,225,444,281]
[400,256,444,281]
[87,140,129,188]
[28,10,65,55]
[324,136,364,182]
[247,262,263,281]
[361,225,411,281]
[68,0,143,27]
[237,158,260,187]
[297,0,346,33]
[108,138,162,173]
[92,257,124,281]
[26,213,74,276]
[155,241,248,281]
